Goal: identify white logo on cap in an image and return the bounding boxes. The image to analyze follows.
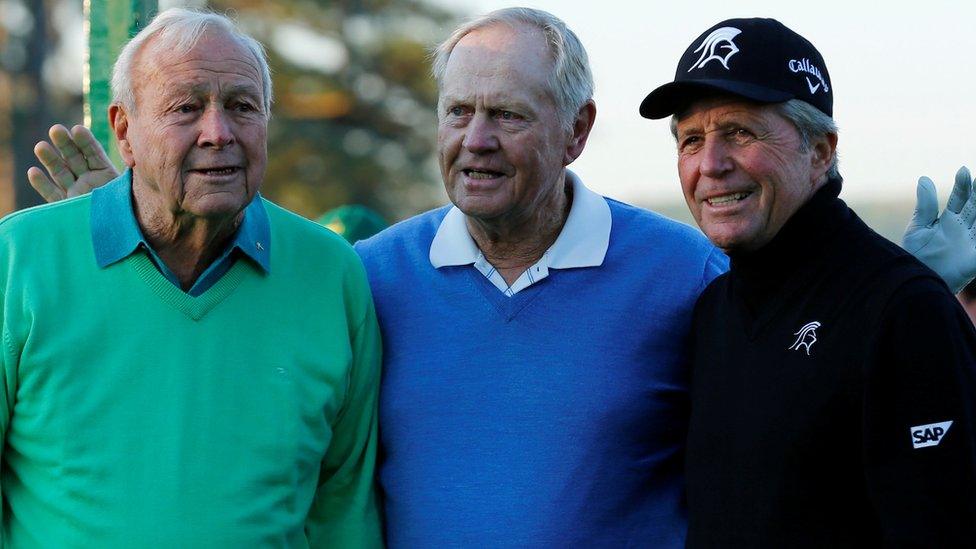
[688,27,742,72]
[788,58,830,94]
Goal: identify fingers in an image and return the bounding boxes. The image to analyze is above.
[946,166,972,215]
[66,179,103,199]
[33,140,77,192]
[70,125,116,172]
[27,166,67,203]
[957,166,976,227]
[911,176,939,228]
[47,124,92,179]
[30,123,119,202]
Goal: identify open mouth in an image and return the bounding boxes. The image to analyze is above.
[192,167,240,176]
[463,168,504,180]
[706,191,752,206]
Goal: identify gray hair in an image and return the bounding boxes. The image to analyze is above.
[670,98,840,180]
[431,7,594,129]
[111,8,273,117]
[773,99,840,181]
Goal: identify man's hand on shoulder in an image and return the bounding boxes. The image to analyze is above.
[902,166,976,294]
[27,124,120,203]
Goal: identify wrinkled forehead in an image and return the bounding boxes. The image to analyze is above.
[676,93,768,122]
[439,23,554,100]
[133,28,264,103]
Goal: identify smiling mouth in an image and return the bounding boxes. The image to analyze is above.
[706,191,752,206]
[463,169,504,179]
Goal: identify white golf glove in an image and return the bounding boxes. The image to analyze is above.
[902,166,976,294]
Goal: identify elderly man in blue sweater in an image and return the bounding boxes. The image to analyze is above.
[355,9,724,545]
[353,12,973,544]
[28,7,976,548]
[31,9,721,545]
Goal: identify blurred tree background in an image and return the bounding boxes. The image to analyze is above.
[0,0,460,221]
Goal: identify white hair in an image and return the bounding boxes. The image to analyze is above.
[431,7,594,129]
[111,8,273,117]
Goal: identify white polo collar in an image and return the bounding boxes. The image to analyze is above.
[429,170,611,269]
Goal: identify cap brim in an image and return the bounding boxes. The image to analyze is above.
[639,80,795,119]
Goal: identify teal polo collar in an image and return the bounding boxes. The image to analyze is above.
[90,170,270,295]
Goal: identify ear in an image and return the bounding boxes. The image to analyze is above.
[109,104,136,168]
[564,100,597,165]
[810,132,837,185]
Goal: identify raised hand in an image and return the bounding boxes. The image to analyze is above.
[902,166,976,294]
[27,124,120,203]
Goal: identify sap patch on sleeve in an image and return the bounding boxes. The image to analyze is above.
[910,421,954,449]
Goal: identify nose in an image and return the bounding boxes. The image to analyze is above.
[462,113,499,154]
[197,106,235,149]
[699,136,733,178]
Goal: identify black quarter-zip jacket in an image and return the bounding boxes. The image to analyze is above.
[685,178,976,548]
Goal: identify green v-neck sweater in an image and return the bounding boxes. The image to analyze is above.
[0,194,382,548]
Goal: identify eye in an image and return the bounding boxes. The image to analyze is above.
[233,101,257,113]
[176,104,197,114]
[447,106,468,117]
[678,135,703,152]
[496,110,522,121]
[727,127,755,143]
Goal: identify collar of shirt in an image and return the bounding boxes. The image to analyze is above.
[428,170,612,295]
[90,170,271,295]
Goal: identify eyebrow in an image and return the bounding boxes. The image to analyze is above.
[675,122,703,137]
[441,91,536,110]
[179,81,263,100]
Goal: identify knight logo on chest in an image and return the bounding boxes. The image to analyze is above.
[787,321,821,356]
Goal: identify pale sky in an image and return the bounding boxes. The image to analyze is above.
[82,0,976,211]
[428,0,976,207]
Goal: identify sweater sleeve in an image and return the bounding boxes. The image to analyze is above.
[698,247,729,294]
[304,281,384,548]
[0,289,14,527]
[863,278,976,545]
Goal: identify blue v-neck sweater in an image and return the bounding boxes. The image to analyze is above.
[356,199,727,547]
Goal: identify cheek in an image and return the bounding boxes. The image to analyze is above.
[248,137,269,167]
[437,129,465,170]
[436,130,449,153]
[436,121,458,142]
[436,129,452,157]
[677,158,698,199]
[138,128,185,163]
[753,158,800,205]
[238,120,266,148]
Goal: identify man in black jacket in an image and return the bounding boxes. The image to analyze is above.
[641,17,976,547]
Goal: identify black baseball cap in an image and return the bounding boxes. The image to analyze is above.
[639,18,833,119]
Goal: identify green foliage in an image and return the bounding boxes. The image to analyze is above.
[215,0,459,221]
[0,0,458,218]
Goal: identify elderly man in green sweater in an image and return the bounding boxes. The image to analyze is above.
[0,8,382,547]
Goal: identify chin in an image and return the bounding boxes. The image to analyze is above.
[187,196,251,220]
[452,195,505,220]
[702,225,757,254]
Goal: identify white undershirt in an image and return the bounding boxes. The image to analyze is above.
[429,171,612,296]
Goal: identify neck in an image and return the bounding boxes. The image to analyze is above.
[132,181,243,290]
[466,175,572,285]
